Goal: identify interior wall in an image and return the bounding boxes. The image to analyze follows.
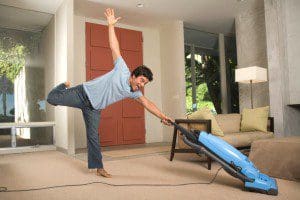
[235,0,300,136]
[285,0,300,105]
[54,0,74,151]
[73,15,86,149]
[66,0,75,155]
[142,28,164,143]
[264,0,300,136]
[73,16,164,149]
[235,0,269,112]
[159,21,186,142]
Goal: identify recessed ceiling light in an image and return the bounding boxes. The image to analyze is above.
[136,3,144,8]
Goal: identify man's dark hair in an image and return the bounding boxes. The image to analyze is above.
[131,65,153,81]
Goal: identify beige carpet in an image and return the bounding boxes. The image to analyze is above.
[0,151,299,200]
[102,146,170,157]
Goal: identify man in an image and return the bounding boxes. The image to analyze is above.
[47,8,172,178]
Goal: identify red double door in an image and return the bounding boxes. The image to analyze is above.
[86,22,145,146]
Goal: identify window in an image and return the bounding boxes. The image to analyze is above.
[0,5,54,148]
[184,28,221,114]
[184,27,239,114]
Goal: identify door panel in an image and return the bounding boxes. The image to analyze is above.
[122,50,143,71]
[86,22,145,146]
[102,101,122,119]
[123,118,145,142]
[120,29,142,51]
[122,99,144,117]
[91,24,110,48]
[91,47,113,70]
[99,118,118,146]
[90,24,121,47]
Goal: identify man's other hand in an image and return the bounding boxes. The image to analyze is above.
[104,8,121,25]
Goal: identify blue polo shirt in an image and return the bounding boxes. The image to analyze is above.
[83,57,143,110]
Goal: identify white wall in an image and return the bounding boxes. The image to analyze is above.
[73,15,86,149]
[264,0,300,136]
[159,21,186,142]
[142,28,164,143]
[54,0,74,152]
[285,0,300,105]
[73,16,165,149]
[235,0,269,112]
[66,0,75,155]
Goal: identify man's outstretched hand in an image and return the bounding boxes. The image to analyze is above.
[161,116,173,126]
[104,8,121,26]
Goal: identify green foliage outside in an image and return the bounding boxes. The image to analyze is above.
[0,34,30,118]
[186,83,215,114]
[0,44,26,82]
[185,50,221,115]
[0,31,41,83]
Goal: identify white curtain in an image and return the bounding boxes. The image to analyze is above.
[14,67,30,139]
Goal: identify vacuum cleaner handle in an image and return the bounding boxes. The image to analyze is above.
[169,120,199,144]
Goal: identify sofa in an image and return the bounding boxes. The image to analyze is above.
[249,136,300,181]
[170,113,274,170]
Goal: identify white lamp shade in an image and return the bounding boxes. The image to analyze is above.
[235,66,267,83]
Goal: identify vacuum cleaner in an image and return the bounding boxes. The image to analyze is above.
[170,121,278,195]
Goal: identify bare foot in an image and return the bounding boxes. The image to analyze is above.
[96,168,112,178]
[64,81,71,88]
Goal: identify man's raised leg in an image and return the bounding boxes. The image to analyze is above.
[47,82,84,109]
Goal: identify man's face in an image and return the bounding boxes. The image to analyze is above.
[130,75,149,92]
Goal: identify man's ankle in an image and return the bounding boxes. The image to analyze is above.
[97,168,112,178]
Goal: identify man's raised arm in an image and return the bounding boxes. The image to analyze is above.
[104,8,121,62]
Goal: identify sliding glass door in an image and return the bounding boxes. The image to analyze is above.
[184,27,238,114]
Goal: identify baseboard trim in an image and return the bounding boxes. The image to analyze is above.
[56,146,68,154]
[0,145,56,155]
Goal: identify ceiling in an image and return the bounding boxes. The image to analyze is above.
[75,0,242,34]
[0,0,62,32]
[0,0,63,14]
[0,4,53,32]
[0,0,244,34]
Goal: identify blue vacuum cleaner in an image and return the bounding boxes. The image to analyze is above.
[171,121,278,195]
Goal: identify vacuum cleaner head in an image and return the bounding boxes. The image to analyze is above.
[244,173,278,195]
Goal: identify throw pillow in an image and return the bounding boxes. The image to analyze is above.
[240,106,269,133]
[187,107,224,137]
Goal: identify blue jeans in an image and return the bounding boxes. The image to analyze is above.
[47,83,103,169]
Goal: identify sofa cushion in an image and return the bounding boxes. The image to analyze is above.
[187,107,224,137]
[222,131,274,147]
[215,114,241,133]
[241,106,269,133]
[249,137,300,181]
